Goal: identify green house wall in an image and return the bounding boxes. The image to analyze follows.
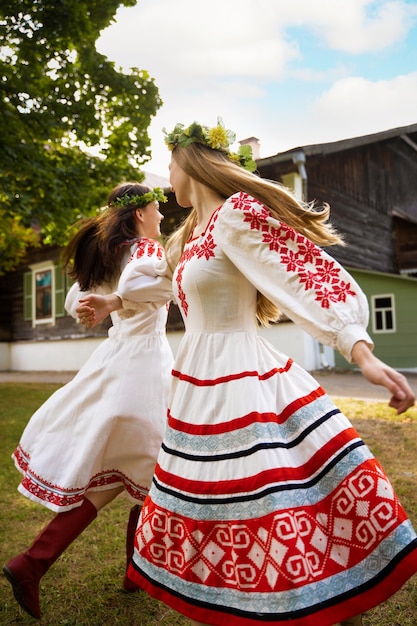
[334,269,417,370]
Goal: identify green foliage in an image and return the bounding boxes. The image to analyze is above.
[0,207,41,274]
[0,0,162,273]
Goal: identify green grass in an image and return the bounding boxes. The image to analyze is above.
[0,383,416,625]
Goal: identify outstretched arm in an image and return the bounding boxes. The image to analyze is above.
[215,196,415,416]
[351,340,415,414]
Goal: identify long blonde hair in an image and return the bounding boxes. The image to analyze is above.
[165,144,344,325]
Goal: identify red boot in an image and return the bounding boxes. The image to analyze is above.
[3,498,97,619]
[122,504,141,592]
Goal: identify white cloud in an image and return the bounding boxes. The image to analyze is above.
[99,0,416,78]
[96,0,417,174]
[311,72,417,134]
[252,71,417,159]
[98,0,300,83]
[261,0,417,54]
[306,0,417,53]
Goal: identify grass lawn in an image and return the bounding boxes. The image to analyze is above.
[0,383,416,625]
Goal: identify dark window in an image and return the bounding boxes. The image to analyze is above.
[35,269,52,319]
[372,294,395,333]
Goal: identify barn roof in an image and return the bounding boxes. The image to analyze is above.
[258,122,417,164]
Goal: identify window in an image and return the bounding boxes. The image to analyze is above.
[371,294,396,333]
[24,261,71,327]
[35,268,52,319]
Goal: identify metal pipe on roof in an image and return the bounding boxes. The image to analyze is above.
[291,151,307,201]
[258,149,308,201]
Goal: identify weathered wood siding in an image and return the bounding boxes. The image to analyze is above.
[1,246,110,343]
[0,273,12,341]
[258,135,417,274]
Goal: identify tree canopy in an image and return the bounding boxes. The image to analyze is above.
[0,0,162,274]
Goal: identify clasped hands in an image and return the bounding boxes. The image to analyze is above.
[75,294,122,328]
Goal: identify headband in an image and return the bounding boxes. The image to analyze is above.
[109,187,167,209]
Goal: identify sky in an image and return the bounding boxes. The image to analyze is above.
[97,0,417,177]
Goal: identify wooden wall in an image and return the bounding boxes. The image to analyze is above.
[258,135,417,275]
[0,246,110,343]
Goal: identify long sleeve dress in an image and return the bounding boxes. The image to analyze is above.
[127,194,417,626]
[12,238,174,512]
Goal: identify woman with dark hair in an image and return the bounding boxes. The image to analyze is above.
[125,121,417,626]
[3,182,174,619]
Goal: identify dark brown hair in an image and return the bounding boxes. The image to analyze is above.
[62,182,150,291]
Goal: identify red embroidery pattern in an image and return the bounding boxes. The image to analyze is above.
[129,238,164,263]
[137,460,405,592]
[230,193,357,308]
[176,212,219,316]
[14,444,149,508]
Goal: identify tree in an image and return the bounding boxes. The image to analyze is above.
[0,0,162,274]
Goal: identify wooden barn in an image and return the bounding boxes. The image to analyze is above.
[1,123,416,372]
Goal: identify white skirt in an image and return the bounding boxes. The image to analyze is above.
[13,330,173,512]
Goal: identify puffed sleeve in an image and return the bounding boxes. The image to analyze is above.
[64,282,110,318]
[116,237,173,307]
[215,192,373,362]
[64,282,86,319]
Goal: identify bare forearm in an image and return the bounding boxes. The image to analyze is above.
[351,341,415,414]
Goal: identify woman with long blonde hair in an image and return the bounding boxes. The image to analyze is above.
[126,120,417,626]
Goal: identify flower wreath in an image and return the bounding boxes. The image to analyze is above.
[109,187,168,209]
[163,117,257,172]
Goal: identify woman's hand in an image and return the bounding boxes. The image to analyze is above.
[76,294,122,328]
[351,341,415,414]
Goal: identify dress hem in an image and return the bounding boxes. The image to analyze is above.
[127,545,417,625]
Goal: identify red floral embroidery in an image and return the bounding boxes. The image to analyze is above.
[262,226,285,252]
[129,238,164,263]
[298,269,319,290]
[176,261,189,315]
[242,206,269,231]
[176,213,219,316]
[296,237,322,264]
[197,233,216,260]
[280,249,301,272]
[230,193,357,308]
[315,258,343,282]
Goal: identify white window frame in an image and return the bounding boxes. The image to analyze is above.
[29,260,55,327]
[371,293,396,334]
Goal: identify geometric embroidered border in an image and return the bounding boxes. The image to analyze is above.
[137,460,405,593]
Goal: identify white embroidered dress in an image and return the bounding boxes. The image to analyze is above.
[128,194,417,626]
[13,238,173,512]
